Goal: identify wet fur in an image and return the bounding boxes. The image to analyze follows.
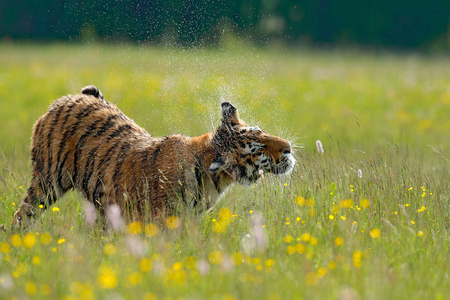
[12,86,294,226]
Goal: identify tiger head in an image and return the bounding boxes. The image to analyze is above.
[209,102,295,185]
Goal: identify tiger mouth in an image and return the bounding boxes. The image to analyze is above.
[271,154,296,175]
[236,153,295,185]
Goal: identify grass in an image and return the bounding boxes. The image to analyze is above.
[0,43,449,299]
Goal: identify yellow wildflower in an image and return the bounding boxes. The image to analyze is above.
[334,237,344,247]
[331,205,339,215]
[295,196,306,206]
[32,256,41,266]
[417,206,426,213]
[16,263,27,276]
[286,245,296,255]
[144,293,158,300]
[220,207,232,220]
[98,265,118,289]
[103,243,116,256]
[418,231,424,237]
[232,252,244,266]
[25,282,37,295]
[57,238,66,245]
[208,250,223,264]
[294,243,305,254]
[127,221,143,235]
[317,267,327,277]
[222,294,236,300]
[265,259,275,267]
[339,199,353,208]
[370,229,380,239]
[308,208,317,217]
[1,242,10,254]
[301,233,311,242]
[353,250,362,268]
[10,234,22,247]
[40,233,52,245]
[24,232,37,248]
[128,272,142,285]
[167,268,187,285]
[184,256,196,270]
[173,262,183,270]
[145,223,159,237]
[213,207,232,233]
[139,258,152,272]
[360,199,370,208]
[284,235,293,243]
[52,207,60,212]
[165,216,181,230]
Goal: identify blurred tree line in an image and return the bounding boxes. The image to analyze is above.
[0,0,449,50]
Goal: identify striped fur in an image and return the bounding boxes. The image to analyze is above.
[12,86,295,226]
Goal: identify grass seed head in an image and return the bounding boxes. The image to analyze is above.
[84,202,97,228]
[106,204,124,232]
[316,140,324,154]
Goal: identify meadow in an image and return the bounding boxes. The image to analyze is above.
[0,43,449,299]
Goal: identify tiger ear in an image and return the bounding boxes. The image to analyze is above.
[221,102,240,126]
[209,154,225,173]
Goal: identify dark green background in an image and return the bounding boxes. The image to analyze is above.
[1,0,449,50]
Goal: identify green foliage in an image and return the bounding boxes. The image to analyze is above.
[0,0,449,49]
[0,44,449,299]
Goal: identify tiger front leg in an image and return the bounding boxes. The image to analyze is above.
[11,179,59,228]
[12,202,36,228]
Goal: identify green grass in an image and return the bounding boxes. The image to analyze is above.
[0,43,449,299]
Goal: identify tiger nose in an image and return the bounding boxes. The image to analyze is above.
[282,142,292,154]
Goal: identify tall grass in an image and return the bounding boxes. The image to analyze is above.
[0,43,449,299]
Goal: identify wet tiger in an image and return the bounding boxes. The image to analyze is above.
[12,85,295,226]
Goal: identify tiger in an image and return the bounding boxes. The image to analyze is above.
[12,85,295,226]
